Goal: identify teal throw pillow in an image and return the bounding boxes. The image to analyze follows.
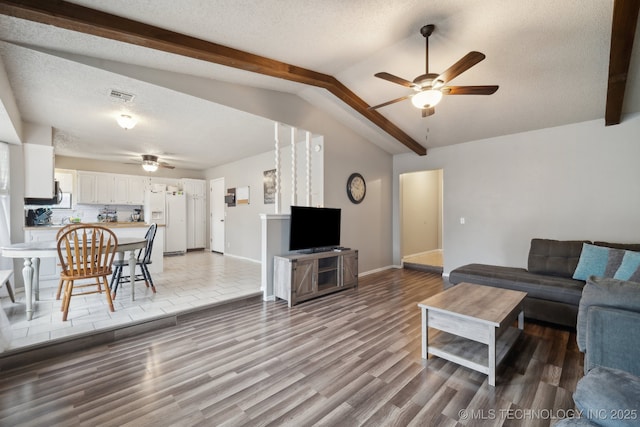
[613,250,640,282]
[603,247,626,277]
[572,243,610,280]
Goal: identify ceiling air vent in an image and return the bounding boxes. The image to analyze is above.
[109,89,135,102]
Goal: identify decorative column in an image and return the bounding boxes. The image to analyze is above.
[274,122,281,214]
[305,131,312,206]
[290,126,297,207]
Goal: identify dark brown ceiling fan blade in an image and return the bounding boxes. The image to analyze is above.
[374,72,417,88]
[441,85,499,95]
[422,107,435,117]
[436,51,486,84]
[159,162,175,169]
[368,95,411,110]
[605,0,640,126]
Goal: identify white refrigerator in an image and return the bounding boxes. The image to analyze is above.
[144,190,166,225]
[164,192,187,254]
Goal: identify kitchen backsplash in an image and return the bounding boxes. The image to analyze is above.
[50,204,144,224]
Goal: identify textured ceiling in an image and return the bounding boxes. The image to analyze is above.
[0,1,638,170]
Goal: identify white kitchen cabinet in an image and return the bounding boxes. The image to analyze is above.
[77,171,111,204]
[76,171,98,204]
[76,171,148,205]
[182,178,206,197]
[127,176,147,204]
[96,173,115,204]
[183,179,207,249]
[113,175,129,204]
[24,144,55,198]
[191,196,207,249]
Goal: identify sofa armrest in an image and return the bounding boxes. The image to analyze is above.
[585,306,640,376]
[577,276,640,352]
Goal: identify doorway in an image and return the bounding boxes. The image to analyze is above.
[400,169,444,273]
[210,178,225,254]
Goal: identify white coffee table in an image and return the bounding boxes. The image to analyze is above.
[418,282,527,386]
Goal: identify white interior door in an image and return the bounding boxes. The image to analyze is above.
[210,178,225,253]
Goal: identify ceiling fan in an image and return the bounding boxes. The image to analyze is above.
[369,24,499,117]
[128,154,175,172]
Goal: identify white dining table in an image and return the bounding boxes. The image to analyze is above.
[1,237,146,320]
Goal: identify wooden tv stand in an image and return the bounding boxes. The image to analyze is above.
[273,249,358,307]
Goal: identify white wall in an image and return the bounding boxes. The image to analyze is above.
[393,114,640,275]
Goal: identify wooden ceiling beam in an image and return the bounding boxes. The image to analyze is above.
[605,0,640,126]
[0,0,427,155]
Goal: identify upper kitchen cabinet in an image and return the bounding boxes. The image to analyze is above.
[95,173,115,204]
[24,144,55,198]
[112,175,146,205]
[77,171,98,204]
[77,171,112,204]
[182,178,206,198]
[77,171,148,205]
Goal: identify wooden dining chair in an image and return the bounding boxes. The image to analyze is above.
[57,225,118,321]
[109,223,157,299]
[54,223,84,300]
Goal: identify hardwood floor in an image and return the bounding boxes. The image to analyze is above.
[0,269,582,426]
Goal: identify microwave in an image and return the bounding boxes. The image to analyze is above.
[24,180,63,206]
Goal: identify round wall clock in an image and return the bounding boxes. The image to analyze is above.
[346,173,366,204]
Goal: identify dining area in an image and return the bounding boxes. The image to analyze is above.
[2,224,155,322]
[0,237,262,354]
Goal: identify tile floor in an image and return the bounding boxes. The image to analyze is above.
[1,251,261,351]
[403,249,443,267]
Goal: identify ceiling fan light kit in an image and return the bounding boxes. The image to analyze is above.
[141,154,159,172]
[370,24,499,117]
[411,89,443,109]
[116,114,137,130]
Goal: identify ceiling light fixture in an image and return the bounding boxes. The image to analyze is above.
[141,154,158,172]
[116,114,137,130]
[411,89,443,109]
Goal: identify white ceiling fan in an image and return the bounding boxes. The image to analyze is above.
[127,154,175,172]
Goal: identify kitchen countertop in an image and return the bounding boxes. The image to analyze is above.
[24,222,163,231]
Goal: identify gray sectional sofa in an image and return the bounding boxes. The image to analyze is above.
[449,238,640,328]
[555,276,640,427]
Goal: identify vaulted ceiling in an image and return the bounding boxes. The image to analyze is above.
[0,1,638,170]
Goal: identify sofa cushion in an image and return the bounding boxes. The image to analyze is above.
[448,263,585,305]
[573,243,611,280]
[527,238,588,278]
[603,247,627,277]
[577,276,640,352]
[613,250,640,282]
[594,241,640,252]
[573,366,640,427]
[594,242,640,279]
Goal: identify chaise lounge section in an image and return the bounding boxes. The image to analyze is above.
[449,238,640,328]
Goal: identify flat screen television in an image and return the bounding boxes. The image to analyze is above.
[289,206,341,252]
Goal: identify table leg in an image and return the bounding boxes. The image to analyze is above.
[518,310,524,330]
[421,307,428,360]
[488,327,496,387]
[22,257,34,321]
[33,257,40,301]
[129,250,136,301]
